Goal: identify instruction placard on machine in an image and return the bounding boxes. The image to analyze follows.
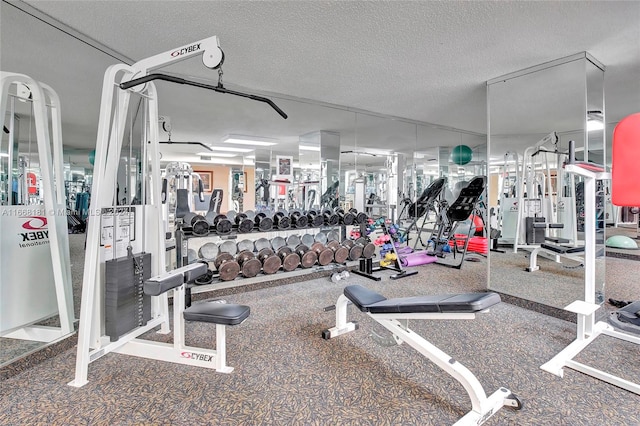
[100,207,136,258]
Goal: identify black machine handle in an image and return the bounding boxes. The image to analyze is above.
[120,73,288,119]
[197,178,205,202]
[161,178,167,203]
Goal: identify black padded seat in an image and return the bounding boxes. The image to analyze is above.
[541,243,585,254]
[184,303,250,326]
[343,285,501,314]
[344,285,387,312]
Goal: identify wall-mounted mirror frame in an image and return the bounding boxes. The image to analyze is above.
[487,52,606,312]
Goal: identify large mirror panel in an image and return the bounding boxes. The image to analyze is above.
[488,53,605,310]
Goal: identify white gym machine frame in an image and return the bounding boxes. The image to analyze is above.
[513,132,578,253]
[0,72,74,343]
[540,161,640,395]
[70,37,225,387]
[324,296,522,426]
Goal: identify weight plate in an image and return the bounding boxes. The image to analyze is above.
[234,212,247,224]
[258,247,275,260]
[276,216,291,229]
[294,244,309,255]
[356,212,368,224]
[327,230,340,242]
[314,232,328,244]
[300,250,318,268]
[342,212,356,225]
[236,250,255,265]
[254,238,271,252]
[238,218,254,233]
[244,210,256,220]
[226,210,237,222]
[310,242,325,253]
[318,248,334,266]
[286,234,301,248]
[262,255,282,274]
[241,258,262,278]
[216,218,232,234]
[218,260,240,281]
[327,214,339,226]
[198,242,219,261]
[219,240,237,256]
[258,217,274,232]
[348,245,363,261]
[311,215,324,228]
[271,236,286,251]
[322,208,333,216]
[362,243,376,259]
[333,246,349,264]
[355,237,368,246]
[342,239,354,248]
[348,208,358,214]
[277,246,292,257]
[327,240,340,249]
[282,253,300,272]
[237,239,254,253]
[301,234,315,247]
[214,252,234,270]
[293,214,309,228]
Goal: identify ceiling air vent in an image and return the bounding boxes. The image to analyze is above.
[200,155,212,161]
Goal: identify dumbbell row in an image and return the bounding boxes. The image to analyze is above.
[181,207,371,237]
[194,237,376,282]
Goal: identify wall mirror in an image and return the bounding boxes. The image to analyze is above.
[487,53,605,310]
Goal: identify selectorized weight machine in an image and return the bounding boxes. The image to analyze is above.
[70,36,286,387]
[0,72,74,344]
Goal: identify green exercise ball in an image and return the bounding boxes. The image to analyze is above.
[451,145,473,165]
[89,149,96,166]
[606,235,638,250]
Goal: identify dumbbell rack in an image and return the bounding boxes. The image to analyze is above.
[352,222,418,281]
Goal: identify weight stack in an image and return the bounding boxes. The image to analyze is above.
[105,252,152,342]
[525,216,546,245]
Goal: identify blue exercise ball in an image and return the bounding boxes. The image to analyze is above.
[451,145,473,165]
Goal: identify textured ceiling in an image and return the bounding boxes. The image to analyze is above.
[2,0,640,167]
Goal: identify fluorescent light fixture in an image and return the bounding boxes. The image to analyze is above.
[205,146,253,153]
[196,152,236,157]
[222,134,278,147]
[0,153,8,157]
[299,145,320,152]
[587,110,604,132]
[587,119,604,131]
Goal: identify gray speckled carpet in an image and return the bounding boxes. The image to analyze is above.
[1,234,639,425]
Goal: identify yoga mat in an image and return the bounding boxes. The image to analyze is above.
[400,252,438,267]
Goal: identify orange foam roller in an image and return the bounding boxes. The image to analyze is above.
[612,113,640,207]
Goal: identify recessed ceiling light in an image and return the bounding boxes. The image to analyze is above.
[222,134,278,146]
[196,152,236,157]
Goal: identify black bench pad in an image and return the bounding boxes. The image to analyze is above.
[541,243,585,254]
[184,303,250,326]
[144,263,208,296]
[343,285,501,314]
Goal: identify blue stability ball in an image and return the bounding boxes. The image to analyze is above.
[451,145,473,165]
[606,235,639,250]
[89,149,96,166]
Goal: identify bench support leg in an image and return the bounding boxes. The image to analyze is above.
[322,294,359,339]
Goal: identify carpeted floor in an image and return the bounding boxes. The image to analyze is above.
[1,233,640,425]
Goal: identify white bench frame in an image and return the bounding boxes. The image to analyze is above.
[324,294,521,426]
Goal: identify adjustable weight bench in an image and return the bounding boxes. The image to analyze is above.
[526,243,585,272]
[114,262,250,373]
[322,285,522,426]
